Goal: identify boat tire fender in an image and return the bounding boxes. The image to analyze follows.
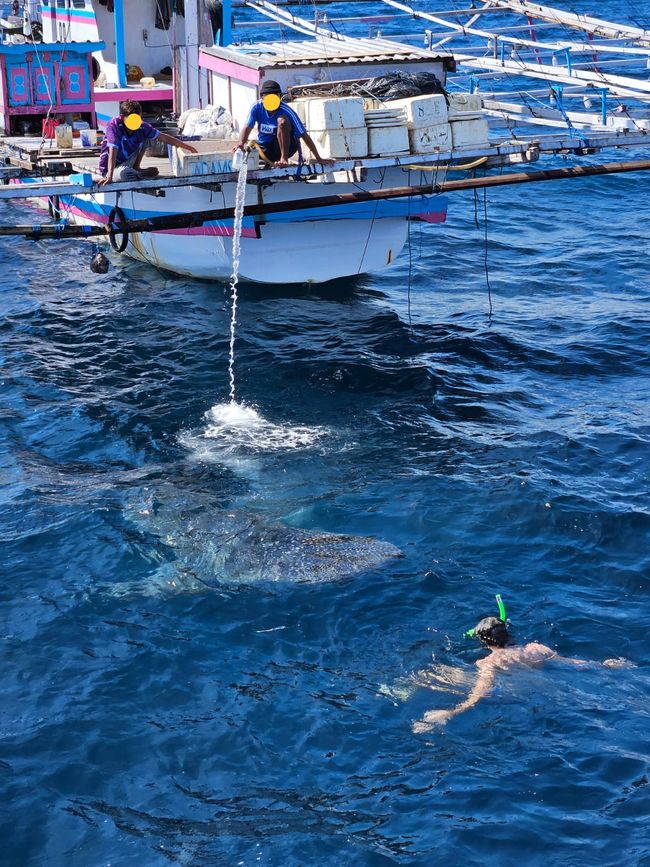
[108,206,129,253]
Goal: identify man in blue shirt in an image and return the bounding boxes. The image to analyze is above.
[98,99,196,185]
[234,80,331,167]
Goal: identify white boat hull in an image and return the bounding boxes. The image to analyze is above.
[55,167,447,284]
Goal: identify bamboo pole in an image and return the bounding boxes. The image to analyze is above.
[0,157,649,241]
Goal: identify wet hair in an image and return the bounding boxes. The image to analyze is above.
[120,99,142,117]
[474,616,511,648]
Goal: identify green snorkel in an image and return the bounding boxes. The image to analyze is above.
[466,594,507,637]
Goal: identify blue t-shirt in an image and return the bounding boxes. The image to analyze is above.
[246,101,306,145]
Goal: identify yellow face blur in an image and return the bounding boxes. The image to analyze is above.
[262,93,281,112]
[124,113,143,131]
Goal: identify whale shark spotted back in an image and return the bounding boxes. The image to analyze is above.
[120,499,402,595]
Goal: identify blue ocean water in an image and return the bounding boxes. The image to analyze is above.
[2,6,650,866]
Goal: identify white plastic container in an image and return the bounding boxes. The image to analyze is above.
[450,117,490,149]
[367,125,410,157]
[447,92,483,119]
[80,128,97,147]
[313,127,368,159]
[386,94,448,128]
[55,124,73,149]
[294,96,365,131]
[409,123,451,153]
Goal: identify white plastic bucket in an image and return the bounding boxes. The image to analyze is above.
[80,129,97,147]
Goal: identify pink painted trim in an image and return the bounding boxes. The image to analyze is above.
[42,11,94,25]
[7,102,93,115]
[199,50,260,86]
[416,211,447,224]
[94,87,174,102]
[161,225,258,238]
[60,202,257,238]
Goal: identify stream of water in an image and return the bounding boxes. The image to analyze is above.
[227,155,249,404]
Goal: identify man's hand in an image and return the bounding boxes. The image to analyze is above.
[182,143,198,154]
[274,158,291,167]
[98,175,113,187]
[314,157,336,167]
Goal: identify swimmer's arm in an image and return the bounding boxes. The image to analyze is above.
[550,648,635,669]
[412,666,496,733]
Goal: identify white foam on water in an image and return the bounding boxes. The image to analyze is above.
[180,400,328,459]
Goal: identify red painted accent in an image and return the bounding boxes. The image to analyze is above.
[199,50,261,85]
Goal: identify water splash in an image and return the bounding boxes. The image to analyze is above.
[228,155,249,403]
[181,401,327,457]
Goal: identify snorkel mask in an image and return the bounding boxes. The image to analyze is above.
[466,594,507,638]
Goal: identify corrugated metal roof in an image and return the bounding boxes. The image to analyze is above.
[220,37,443,67]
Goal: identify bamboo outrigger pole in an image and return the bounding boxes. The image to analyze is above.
[1,157,649,241]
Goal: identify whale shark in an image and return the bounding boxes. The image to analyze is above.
[118,496,402,595]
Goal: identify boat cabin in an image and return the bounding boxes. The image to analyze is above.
[199,38,454,133]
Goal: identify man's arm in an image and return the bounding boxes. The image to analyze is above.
[158,132,197,154]
[300,132,335,166]
[234,123,255,152]
[558,654,634,668]
[412,665,497,733]
[98,147,117,186]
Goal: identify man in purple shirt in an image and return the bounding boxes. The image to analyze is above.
[234,80,331,167]
[98,99,196,186]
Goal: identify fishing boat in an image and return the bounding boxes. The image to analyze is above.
[1,0,650,283]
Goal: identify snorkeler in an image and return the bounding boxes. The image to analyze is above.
[412,595,631,733]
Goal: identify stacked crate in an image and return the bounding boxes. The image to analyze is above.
[292,96,368,158]
[383,93,451,153]
[447,93,490,148]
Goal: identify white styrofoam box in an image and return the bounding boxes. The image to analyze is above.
[172,140,258,176]
[409,122,451,153]
[385,94,448,128]
[368,124,410,157]
[293,96,365,131]
[365,111,405,128]
[447,92,483,118]
[450,117,490,149]
[312,127,368,159]
[292,99,307,123]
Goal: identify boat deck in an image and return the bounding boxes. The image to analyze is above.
[2,124,650,202]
